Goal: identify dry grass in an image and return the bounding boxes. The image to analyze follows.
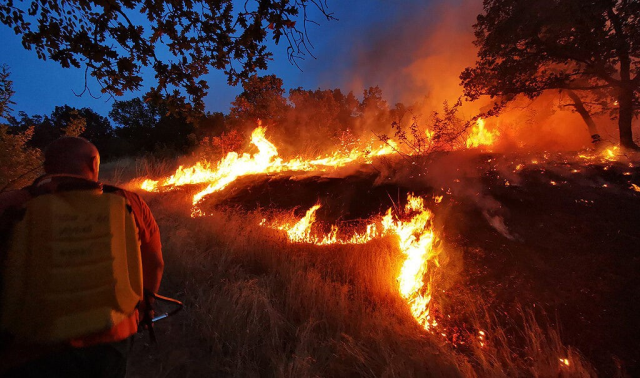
[100,156,178,186]
[451,301,597,378]
[109,158,598,377]
[127,192,464,377]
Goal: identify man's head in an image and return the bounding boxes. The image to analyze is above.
[44,137,100,181]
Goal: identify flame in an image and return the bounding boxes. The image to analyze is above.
[137,125,441,330]
[466,118,499,149]
[578,145,622,163]
[134,118,640,355]
[264,194,441,330]
[140,126,395,209]
[281,205,321,242]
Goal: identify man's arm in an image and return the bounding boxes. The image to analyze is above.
[121,190,164,293]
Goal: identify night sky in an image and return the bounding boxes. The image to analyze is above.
[0,0,473,119]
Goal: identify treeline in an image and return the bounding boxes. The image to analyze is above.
[8,100,199,161]
[5,75,413,162]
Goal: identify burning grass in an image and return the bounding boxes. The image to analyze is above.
[116,126,639,377]
[120,185,605,377]
[126,191,464,377]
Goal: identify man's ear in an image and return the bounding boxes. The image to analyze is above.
[91,155,100,181]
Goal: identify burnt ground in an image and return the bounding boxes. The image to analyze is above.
[199,153,640,377]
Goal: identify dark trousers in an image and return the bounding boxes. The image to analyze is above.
[1,337,133,378]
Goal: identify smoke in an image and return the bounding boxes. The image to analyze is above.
[342,0,480,112]
[322,0,619,151]
[372,151,519,240]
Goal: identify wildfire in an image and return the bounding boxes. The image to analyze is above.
[140,126,396,209]
[466,118,499,149]
[136,124,637,335]
[263,194,441,330]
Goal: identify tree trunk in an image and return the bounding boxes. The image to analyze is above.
[618,86,638,149]
[565,90,601,144]
[607,7,639,149]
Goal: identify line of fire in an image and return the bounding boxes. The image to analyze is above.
[132,115,639,376]
[2,0,640,377]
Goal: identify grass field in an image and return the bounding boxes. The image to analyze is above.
[100,151,638,377]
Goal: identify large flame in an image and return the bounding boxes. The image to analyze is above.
[139,125,441,330]
[466,118,499,149]
[136,123,636,335]
[263,194,440,330]
[141,126,396,210]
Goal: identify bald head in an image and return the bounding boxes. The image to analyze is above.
[44,137,100,181]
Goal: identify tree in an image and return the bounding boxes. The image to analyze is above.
[228,74,289,128]
[283,88,359,148]
[9,106,115,157]
[0,65,14,118]
[110,97,195,155]
[0,1,333,116]
[0,66,41,191]
[461,0,640,149]
[50,106,114,155]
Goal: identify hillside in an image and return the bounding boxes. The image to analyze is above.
[123,151,640,377]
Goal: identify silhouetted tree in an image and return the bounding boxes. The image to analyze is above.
[461,0,640,149]
[50,106,114,156]
[10,106,114,157]
[0,65,14,118]
[0,67,41,191]
[289,88,357,128]
[0,0,333,116]
[110,98,195,155]
[228,75,290,129]
[194,112,227,139]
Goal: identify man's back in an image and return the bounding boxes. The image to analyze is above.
[0,175,163,377]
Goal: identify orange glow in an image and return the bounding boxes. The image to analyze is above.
[466,118,499,149]
[135,124,636,336]
[264,194,441,330]
[578,145,622,164]
[140,126,396,209]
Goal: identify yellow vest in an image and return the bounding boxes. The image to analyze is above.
[1,189,143,343]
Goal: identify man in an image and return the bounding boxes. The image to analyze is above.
[0,137,164,377]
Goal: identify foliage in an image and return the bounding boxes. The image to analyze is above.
[282,87,360,150]
[193,111,226,140]
[229,74,289,128]
[110,97,196,155]
[380,100,470,155]
[0,125,42,191]
[50,106,112,145]
[0,64,14,119]
[461,0,640,148]
[0,67,41,191]
[9,105,114,158]
[60,111,87,137]
[0,0,334,116]
[198,129,245,158]
[288,87,358,132]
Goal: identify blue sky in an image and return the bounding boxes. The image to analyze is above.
[0,0,470,118]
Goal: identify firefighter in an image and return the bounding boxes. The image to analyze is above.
[0,137,164,378]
